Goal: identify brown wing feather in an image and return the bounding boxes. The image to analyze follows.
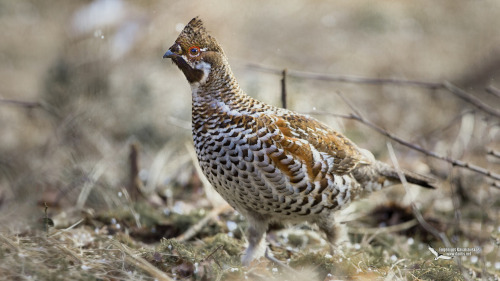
[259,112,367,177]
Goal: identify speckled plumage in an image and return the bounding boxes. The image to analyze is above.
[164,17,435,265]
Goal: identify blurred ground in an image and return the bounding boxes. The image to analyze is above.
[0,0,499,280]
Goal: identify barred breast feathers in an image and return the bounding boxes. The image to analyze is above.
[192,90,371,184]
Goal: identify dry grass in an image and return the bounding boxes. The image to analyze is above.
[1,0,499,280]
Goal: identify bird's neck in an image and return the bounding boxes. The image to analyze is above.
[190,61,248,110]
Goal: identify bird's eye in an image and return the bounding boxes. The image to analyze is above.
[188,46,201,57]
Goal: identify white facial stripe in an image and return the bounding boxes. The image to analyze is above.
[180,55,193,67]
[194,61,211,84]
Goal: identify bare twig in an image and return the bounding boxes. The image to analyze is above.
[43,202,50,235]
[0,97,43,109]
[114,241,175,281]
[336,90,364,119]
[246,63,444,89]
[448,168,470,280]
[485,85,500,99]
[176,204,231,242]
[53,241,84,265]
[444,81,500,119]
[203,244,224,269]
[128,142,144,201]
[0,97,59,117]
[0,234,19,252]
[118,187,142,228]
[487,149,500,159]
[247,64,500,120]
[348,219,418,235]
[491,181,500,189]
[306,110,500,182]
[204,244,224,261]
[281,69,287,109]
[419,110,475,141]
[386,143,452,249]
[48,218,85,238]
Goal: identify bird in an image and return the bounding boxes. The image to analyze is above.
[163,17,435,265]
[428,245,452,260]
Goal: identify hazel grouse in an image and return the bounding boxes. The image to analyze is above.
[163,17,435,265]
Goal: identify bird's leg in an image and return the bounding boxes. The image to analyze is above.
[241,219,268,266]
[316,212,348,254]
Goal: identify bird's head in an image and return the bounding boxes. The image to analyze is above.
[163,17,226,86]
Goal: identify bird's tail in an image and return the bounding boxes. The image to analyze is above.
[353,161,436,191]
[377,162,436,189]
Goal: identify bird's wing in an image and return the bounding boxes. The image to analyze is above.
[257,112,367,178]
[428,246,438,257]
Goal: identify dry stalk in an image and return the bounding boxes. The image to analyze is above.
[113,241,175,281]
[487,149,500,159]
[348,219,418,235]
[0,97,43,109]
[485,85,500,99]
[443,82,500,119]
[386,143,473,281]
[281,69,288,109]
[176,204,231,242]
[128,142,144,201]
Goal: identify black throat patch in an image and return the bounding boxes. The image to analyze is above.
[172,56,205,84]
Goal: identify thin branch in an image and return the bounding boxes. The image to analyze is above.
[48,218,85,238]
[247,64,500,120]
[387,144,473,281]
[306,110,500,182]
[336,90,364,119]
[485,85,500,99]
[444,81,500,119]
[281,69,287,109]
[386,143,451,246]
[0,97,60,117]
[246,63,444,89]
[203,244,224,262]
[176,204,231,242]
[0,97,43,109]
[128,142,144,201]
[0,235,19,252]
[448,168,469,280]
[114,241,175,281]
[348,219,418,235]
[491,181,500,189]
[419,110,475,141]
[487,149,500,159]
[203,244,224,269]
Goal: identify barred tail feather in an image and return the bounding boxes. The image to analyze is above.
[355,149,436,190]
[353,161,436,191]
[377,163,436,189]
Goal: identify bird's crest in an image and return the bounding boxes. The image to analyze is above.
[174,17,223,54]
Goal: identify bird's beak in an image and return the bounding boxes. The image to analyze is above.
[163,49,177,59]
[163,43,181,59]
